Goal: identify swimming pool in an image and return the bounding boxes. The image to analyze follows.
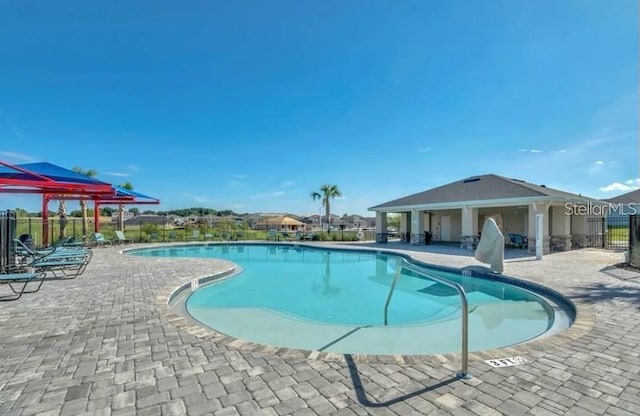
[130,243,572,355]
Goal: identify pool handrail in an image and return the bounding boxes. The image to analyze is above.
[383,259,472,379]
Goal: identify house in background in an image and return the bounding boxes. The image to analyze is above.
[369,174,604,253]
[605,188,640,216]
[338,214,376,230]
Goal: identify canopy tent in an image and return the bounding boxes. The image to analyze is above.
[0,161,113,194]
[0,160,159,245]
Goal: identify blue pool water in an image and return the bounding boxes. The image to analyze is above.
[130,244,568,354]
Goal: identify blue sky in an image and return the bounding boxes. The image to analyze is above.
[0,1,637,216]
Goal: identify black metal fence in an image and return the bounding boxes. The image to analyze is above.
[0,210,17,271]
[586,217,629,250]
[630,215,640,267]
[13,218,375,247]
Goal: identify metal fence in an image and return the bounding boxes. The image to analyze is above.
[0,210,17,271]
[14,218,376,247]
[586,217,629,250]
[630,215,640,268]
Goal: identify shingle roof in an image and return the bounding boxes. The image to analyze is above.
[370,174,595,209]
[605,189,640,204]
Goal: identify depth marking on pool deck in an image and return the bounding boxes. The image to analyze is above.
[484,356,530,368]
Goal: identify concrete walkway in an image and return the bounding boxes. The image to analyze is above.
[0,242,638,415]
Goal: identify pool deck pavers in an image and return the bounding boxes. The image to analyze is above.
[0,242,639,416]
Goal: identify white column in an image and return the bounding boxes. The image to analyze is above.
[376,211,388,243]
[411,209,425,244]
[460,206,478,249]
[528,202,550,254]
[536,214,544,260]
[551,205,572,251]
[571,214,588,248]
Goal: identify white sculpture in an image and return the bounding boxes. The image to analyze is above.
[475,218,505,274]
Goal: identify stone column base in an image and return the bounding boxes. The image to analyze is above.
[376,233,388,244]
[460,235,478,250]
[527,237,551,254]
[411,233,425,245]
[550,235,572,251]
[571,234,588,248]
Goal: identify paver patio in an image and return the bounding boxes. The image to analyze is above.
[0,242,639,416]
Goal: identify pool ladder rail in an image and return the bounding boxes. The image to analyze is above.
[383,261,472,379]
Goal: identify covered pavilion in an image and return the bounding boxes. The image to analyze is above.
[0,161,159,245]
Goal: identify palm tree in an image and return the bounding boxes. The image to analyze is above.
[57,199,68,241]
[118,181,134,231]
[72,166,98,237]
[310,184,342,232]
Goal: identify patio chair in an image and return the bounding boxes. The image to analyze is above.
[92,233,112,247]
[295,230,303,240]
[191,230,201,241]
[0,269,46,301]
[508,233,527,249]
[204,232,214,241]
[114,230,131,245]
[150,232,160,242]
[280,231,292,241]
[168,231,179,242]
[266,229,277,241]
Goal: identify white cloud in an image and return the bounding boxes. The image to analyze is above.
[553,149,567,154]
[599,178,640,192]
[126,164,140,173]
[519,149,543,153]
[250,191,285,199]
[418,146,432,153]
[105,172,130,177]
[0,151,37,162]
[587,160,606,174]
[280,181,295,187]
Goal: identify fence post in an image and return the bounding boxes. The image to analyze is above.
[601,217,605,249]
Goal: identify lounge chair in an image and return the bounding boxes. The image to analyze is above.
[168,231,179,242]
[114,230,131,245]
[0,269,46,301]
[27,248,93,279]
[266,229,277,241]
[280,231,292,241]
[150,232,160,242]
[295,230,303,240]
[92,233,112,247]
[14,238,90,264]
[191,230,201,241]
[204,232,214,241]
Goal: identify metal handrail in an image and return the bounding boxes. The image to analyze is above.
[383,258,472,379]
[383,266,403,326]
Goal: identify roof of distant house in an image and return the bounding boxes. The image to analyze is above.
[605,188,640,204]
